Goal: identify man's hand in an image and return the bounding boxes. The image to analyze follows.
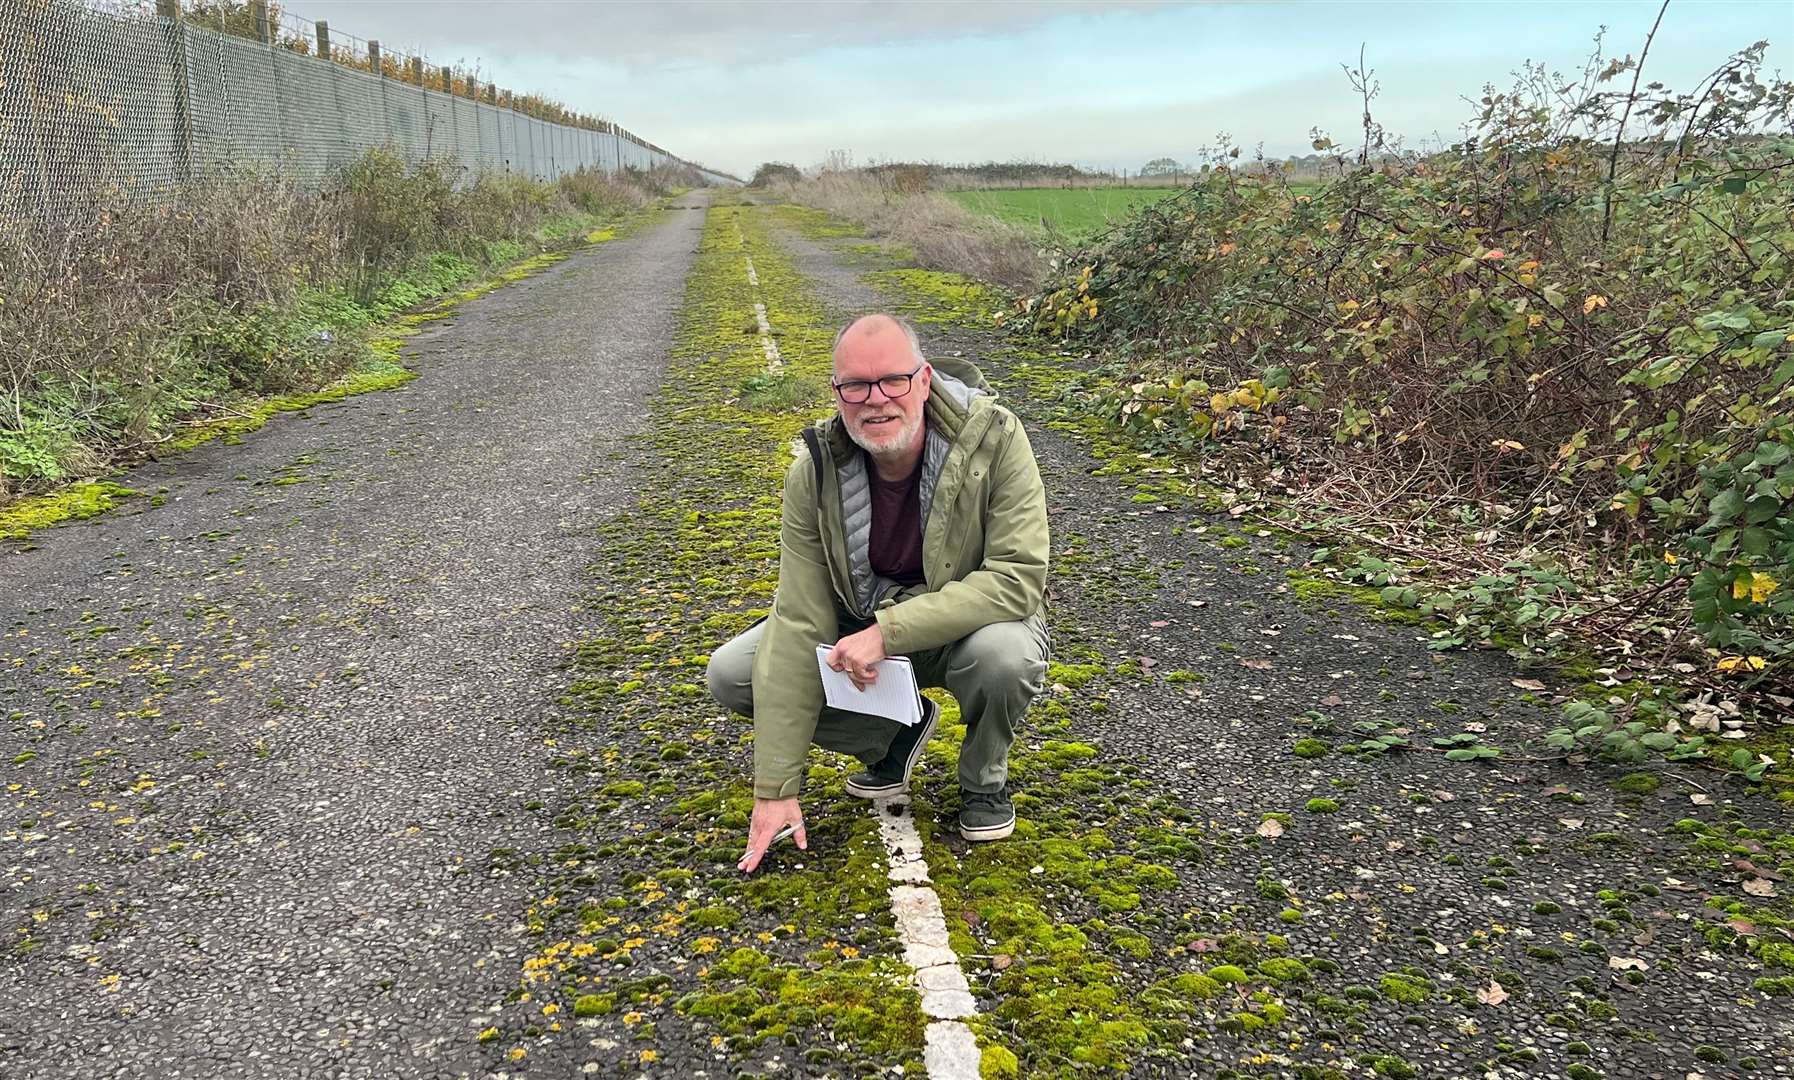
[826,624,887,691]
[738,797,806,874]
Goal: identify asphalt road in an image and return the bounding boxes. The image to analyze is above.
[1,194,709,1079]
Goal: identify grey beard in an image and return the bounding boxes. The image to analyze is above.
[847,415,922,462]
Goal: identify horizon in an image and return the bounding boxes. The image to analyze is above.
[280,0,1788,179]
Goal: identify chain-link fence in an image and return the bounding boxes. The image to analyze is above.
[0,0,734,222]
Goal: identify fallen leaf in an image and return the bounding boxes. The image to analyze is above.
[1607,956,1648,972]
[1743,878,1777,898]
[1257,819,1286,839]
[1464,722,1487,733]
[1734,859,1785,881]
[1690,793,1713,805]
[1726,918,1757,936]
[1240,658,1274,670]
[1476,980,1509,1006]
[1558,818,1584,830]
[1320,694,1344,707]
[1188,938,1219,953]
[1149,620,1170,628]
[1632,926,1656,946]
[1542,784,1573,798]
[1511,678,1547,691]
[990,954,1013,971]
[1138,656,1158,671]
[1431,789,1456,802]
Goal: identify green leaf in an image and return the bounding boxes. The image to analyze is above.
[1444,748,1484,762]
[1719,175,1748,194]
[1752,330,1790,351]
[1708,487,1745,522]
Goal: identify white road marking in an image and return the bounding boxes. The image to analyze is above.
[873,794,983,1078]
[740,252,781,371]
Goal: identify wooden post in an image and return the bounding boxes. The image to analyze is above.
[251,0,269,43]
[408,56,423,86]
[314,20,329,61]
[155,0,179,16]
[486,83,496,104]
[368,40,381,77]
[441,65,453,93]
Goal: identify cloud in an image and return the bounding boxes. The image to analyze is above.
[292,0,1177,72]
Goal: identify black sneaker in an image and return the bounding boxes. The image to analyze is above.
[845,697,940,799]
[958,786,1016,841]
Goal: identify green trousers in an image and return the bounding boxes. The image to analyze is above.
[705,613,1049,794]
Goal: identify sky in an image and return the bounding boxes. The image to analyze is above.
[288,1,1791,178]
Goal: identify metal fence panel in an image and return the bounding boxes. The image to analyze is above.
[1,0,732,221]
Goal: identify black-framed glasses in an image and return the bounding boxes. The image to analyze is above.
[833,364,923,404]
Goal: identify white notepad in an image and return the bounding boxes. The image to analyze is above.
[815,645,923,726]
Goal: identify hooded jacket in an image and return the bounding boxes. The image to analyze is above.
[749,365,1049,799]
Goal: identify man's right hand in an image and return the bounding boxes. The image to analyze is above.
[738,797,807,874]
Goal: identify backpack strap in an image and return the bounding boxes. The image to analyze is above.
[800,426,825,503]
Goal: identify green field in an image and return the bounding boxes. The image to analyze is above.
[948,187,1180,240]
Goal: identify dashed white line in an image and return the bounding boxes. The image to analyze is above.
[873,795,983,1078]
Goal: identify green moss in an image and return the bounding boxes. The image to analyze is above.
[1614,772,1661,795]
[1305,798,1340,814]
[1379,972,1432,1004]
[1372,1055,1418,1079]
[573,993,615,1017]
[1285,570,1425,625]
[0,482,139,541]
[979,1044,1021,1080]
[1046,662,1105,690]
[1534,900,1562,915]
[1567,1065,1604,1080]
[1258,957,1310,983]
[1208,964,1249,985]
[1292,738,1331,759]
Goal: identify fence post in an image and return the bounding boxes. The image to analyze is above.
[156,0,194,187]
[368,40,380,77]
[251,0,269,43]
[409,56,422,85]
[315,20,329,61]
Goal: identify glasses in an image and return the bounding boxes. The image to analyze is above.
[833,364,923,404]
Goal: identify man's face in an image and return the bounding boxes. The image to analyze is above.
[833,319,931,461]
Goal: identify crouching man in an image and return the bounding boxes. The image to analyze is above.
[707,313,1050,873]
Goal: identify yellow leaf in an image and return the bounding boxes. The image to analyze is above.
[1733,577,1751,600]
[1662,551,1678,565]
[1338,299,1360,313]
[1583,294,1608,314]
[1750,572,1778,604]
[1527,313,1545,328]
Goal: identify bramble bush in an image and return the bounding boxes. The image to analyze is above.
[1022,41,1794,694]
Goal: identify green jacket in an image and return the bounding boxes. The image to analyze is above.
[750,368,1050,799]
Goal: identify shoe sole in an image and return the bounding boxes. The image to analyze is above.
[845,699,940,800]
[959,816,1015,842]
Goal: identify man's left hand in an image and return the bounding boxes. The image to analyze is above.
[826,624,887,690]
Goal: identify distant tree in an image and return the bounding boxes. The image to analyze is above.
[749,162,802,188]
[1139,157,1184,177]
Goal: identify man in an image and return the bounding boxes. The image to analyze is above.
[707,313,1050,873]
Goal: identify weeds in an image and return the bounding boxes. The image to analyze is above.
[0,153,682,501]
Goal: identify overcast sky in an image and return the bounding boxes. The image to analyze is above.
[288,1,1789,177]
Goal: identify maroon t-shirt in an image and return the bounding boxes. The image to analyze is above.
[868,454,926,587]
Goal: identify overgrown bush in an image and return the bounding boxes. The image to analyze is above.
[1021,42,1794,682]
[1,153,667,500]
[790,170,1045,291]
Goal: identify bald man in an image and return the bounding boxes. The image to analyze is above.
[708,313,1051,872]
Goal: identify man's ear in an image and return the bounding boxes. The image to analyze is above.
[918,362,933,398]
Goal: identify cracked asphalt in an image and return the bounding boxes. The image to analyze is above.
[1,195,709,1079]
